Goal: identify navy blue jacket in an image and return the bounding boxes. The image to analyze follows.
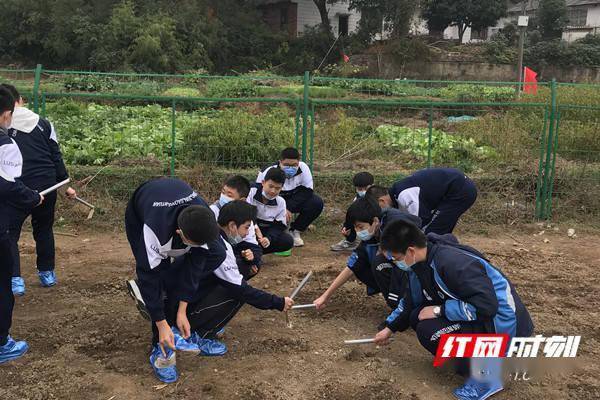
[385,233,533,338]
[9,107,68,190]
[389,168,473,225]
[0,127,40,235]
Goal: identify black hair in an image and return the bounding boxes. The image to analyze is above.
[366,185,389,200]
[0,83,20,103]
[264,167,286,185]
[380,219,427,254]
[218,200,257,227]
[0,86,15,114]
[224,175,251,198]
[280,147,300,160]
[346,197,381,225]
[352,172,374,187]
[177,205,220,244]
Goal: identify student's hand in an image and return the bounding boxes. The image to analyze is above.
[65,187,77,199]
[242,249,254,261]
[283,297,294,312]
[36,193,45,206]
[341,227,350,237]
[259,237,270,248]
[418,306,439,321]
[374,327,393,346]
[250,265,259,276]
[286,210,292,224]
[156,320,176,354]
[176,312,191,339]
[313,294,329,311]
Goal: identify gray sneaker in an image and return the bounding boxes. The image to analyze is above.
[330,239,359,252]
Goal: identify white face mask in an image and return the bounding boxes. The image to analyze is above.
[356,191,367,198]
[262,190,276,201]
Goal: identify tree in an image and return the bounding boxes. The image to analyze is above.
[312,0,334,35]
[351,0,418,39]
[422,0,508,43]
[538,0,568,39]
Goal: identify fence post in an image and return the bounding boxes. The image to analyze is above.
[302,71,310,162]
[309,103,315,170]
[541,79,558,219]
[32,64,43,113]
[546,108,560,218]
[171,100,176,177]
[427,106,433,168]
[295,101,301,149]
[535,108,549,219]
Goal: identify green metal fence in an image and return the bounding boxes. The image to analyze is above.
[1,65,598,225]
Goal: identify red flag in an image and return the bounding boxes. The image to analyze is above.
[343,53,350,63]
[523,66,538,94]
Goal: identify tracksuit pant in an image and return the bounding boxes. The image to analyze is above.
[423,178,478,235]
[0,235,15,345]
[284,193,324,232]
[234,241,263,280]
[259,224,294,255]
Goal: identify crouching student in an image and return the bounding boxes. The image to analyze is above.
[0,86,43,364]
[257,147,323,247]
[314,197,421,312]
[330,171,374,252]
[247,167,294,255]
[374,220,533,400]
[369,168,477,234]
[161,201,294,382]
[210,175,262,279]
[124,177,226,383]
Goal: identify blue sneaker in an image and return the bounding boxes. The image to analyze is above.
[11,277,25,296]
[38,271,57,287]
[172,328,200,353]
[0,336,29,364]
[453,378,503,400]
[190,333,227,356]
[149,345,178,383]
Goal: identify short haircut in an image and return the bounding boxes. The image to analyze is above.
[0,87,15,114]
[346,197,381,225]
[224,175,250,198]
[0,83,20,102]
[177,205,220,244]
[353,172,374,187]
[264,167,286,185]
[380,219,427,254]
[280,147,300,160]
[218,200,257,227]
[366,185,389,200]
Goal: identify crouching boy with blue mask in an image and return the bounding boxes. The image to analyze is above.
[313,197,421,314]
[210,175,262,279]
[374,220,533,400]
[256,147,324,247]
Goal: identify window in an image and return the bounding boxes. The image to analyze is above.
[338,15,349,36]
[568,8,588,27]
[471,28,488,41]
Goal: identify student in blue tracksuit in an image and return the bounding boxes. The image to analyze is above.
[210,175,262,279]
[372,168,477,234]
[0,87,43,364]
[160,201,294,382]
[124,177,226,383]
[1,84,77,295]
[373,220,533,400]
[313,196,421,312]
[257,147,324,247]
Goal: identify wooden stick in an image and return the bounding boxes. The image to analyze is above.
[286,271,313,328]
[291,303,317,310]
[40,178,70,196]
[344,338,376,345]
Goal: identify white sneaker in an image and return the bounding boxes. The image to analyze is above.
[330,239,359,252]
[291,230,304,247]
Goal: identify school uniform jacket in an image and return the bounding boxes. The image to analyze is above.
[256,161,313,203]
[9,107,68,191]
[385,233,533,339]
[246,187,287,234]
[388,168,473,226]
[0,126,40,235]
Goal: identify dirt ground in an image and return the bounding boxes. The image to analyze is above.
[1,223,599,400]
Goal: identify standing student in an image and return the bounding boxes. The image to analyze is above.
[210,175,262,279]
[0,87,43,363]
[0,84,77,295]
[330,171,375,252]
[374,220,533,400]
[256,147,324,247]
[124,177,226,383]
[247,168,294,255]
[370,168,477,234]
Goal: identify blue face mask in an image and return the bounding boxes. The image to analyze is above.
[386,251,414,271]
[283,166,298,178]
[228,234,243,245]
[356,229,373,242]
[219,193,234,207]
[356,191,367,198]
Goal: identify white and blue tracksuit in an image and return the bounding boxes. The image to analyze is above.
[0,126,40,345]
[8,107,69,276]
[389,168,477,234]
[257,161,324,232]
[385,233,533,361]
